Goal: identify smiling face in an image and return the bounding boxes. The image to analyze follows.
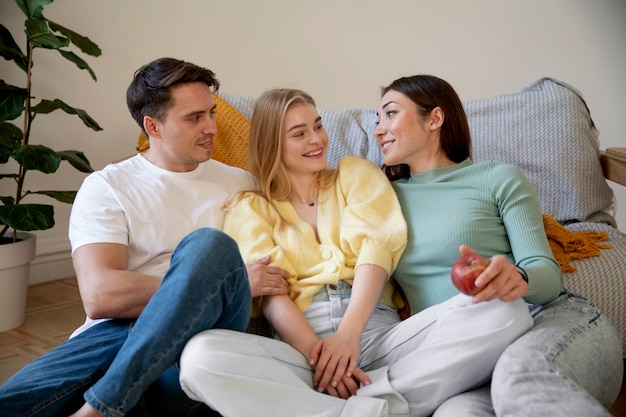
[280,101,328,177]
[144,82,217,172]
[375,89,444,173]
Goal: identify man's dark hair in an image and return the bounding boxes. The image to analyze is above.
[127,57,220,133]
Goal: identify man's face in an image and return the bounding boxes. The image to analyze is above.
[146,82,217,172]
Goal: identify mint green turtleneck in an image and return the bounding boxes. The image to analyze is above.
[392,158,563,314]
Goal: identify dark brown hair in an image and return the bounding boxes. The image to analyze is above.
[126,57,220,135]
[381,75,471,180]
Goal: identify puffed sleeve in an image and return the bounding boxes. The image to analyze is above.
[336,157,408,276]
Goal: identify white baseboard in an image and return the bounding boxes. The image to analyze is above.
[29,234,75,286]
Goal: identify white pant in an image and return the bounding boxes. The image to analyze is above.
[180,293,532,417]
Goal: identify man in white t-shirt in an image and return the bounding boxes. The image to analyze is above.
[0,57,289,417]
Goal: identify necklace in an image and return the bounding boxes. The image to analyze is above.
[290,184,319,207]
[293,200,316,207]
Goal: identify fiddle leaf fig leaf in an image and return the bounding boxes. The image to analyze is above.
[30,190,77,204]
[57,49,97,81]
[25,17,69,49]
[48,20,102,57]
[0,122,23,163]
[31,99,103,131]
[0,203,54,231]
[15,0,53,18]
[0,81,28,122]
[58,150,93,173]
[0,24,28,71]
[0,196,16,205]
[14,144,61,173]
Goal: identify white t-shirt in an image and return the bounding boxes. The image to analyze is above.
[69,154,255,335]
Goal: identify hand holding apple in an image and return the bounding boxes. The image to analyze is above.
[450,253,490,295]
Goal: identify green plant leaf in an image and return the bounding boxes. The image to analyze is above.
[25,17,69,49]
[0,122,23,163]
[14,144,61,173]
[0,81,28,122]
[47,20,102,57]
[29,190,76,204]
[57,150,93,173]
[0,203,54,231]
[15,0,53,18]
[31,99,103,131]
[0,196,15,205]
[0,24,28,72]
[57,49,97,81]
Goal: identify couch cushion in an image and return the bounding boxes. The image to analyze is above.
[463,78,616,226]
[561,222,626,353]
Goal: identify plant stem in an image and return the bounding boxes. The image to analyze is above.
[4,39,35,242]
[15,41,34,208]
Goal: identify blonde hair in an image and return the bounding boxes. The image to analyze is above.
[249,88,335,202]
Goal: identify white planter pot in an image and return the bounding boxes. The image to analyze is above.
[0,232,36,332]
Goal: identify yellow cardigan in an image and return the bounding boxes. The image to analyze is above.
[223,156,408,317]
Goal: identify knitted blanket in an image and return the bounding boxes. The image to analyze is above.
[543,214,612,273]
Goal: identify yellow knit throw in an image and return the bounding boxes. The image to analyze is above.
[543,214,612,273]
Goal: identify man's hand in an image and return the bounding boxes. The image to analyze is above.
[246,255,290,298]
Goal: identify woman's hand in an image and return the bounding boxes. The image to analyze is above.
[309,332,370,398]
[307,264,386,397]
[461,245,528,303]
[324,368,370,399]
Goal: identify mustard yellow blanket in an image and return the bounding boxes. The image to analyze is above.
[543,214,612,273]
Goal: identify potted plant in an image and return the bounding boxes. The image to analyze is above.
[0,0,102,331]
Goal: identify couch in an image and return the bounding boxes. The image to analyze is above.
[138,77,626,355]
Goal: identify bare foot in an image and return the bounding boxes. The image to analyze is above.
[69,402,105,417]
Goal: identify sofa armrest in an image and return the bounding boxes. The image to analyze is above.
[601,148,626,187]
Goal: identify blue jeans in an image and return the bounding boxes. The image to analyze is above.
[0,228,251,417]
[433,290,624,417]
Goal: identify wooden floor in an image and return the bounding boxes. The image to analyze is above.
[0,278,625,416]
[0,278,85,384]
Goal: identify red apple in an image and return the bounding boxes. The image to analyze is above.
[450,254,490,295]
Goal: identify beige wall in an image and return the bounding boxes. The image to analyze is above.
[1,0,624,283]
